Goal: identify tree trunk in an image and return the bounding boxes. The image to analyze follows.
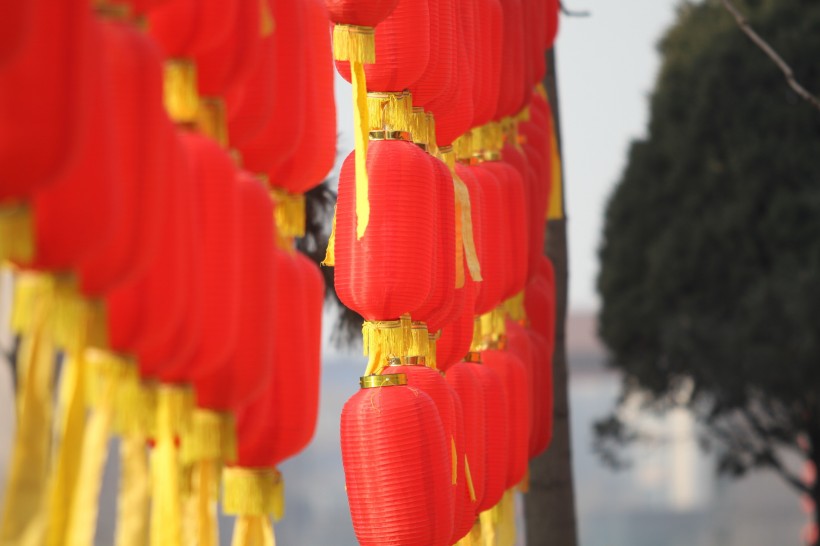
[524,49,579,546]
[808,424,820,546]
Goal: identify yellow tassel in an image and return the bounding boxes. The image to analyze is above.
[222,467,284,520]
[150,386,191,546]
[0,277,56,546]
[427,335,438,370]
[517,465,530,494]
[0,204,34,263]
[547,112,564,220]
[407,322,429,359]
[362,319,409,376]
[465,455,477,502]
[367,92,413,133]
[196,97,229,148]
[321,205,337,267]
[451,436,458,485]
[426,112,439,156]
[183,408,236,466]
[495,491,517,546]
[115,435,150,546]
[410,107,428,148]
[504,292,526,323]
[190,460,220,546]
[230,515,276,546]
[332,24,375,64]
[479,509,497,546]
[270,188,306,242]
[441,149,483,283]
[164,58,200,124]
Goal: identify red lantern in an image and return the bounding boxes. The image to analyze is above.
[325,0,398,26]
[471,0,503,128]
[506,319,539,457]
[470,165,507,314]
[22,20,118,271]
[226,0,276,148]
[0,0,90,202]
[77,20,167,297]
[482,348,530,489]
[195,172,275,413]
[408,0,454,110]
[448,387,474,543]
[410,157,455,333]
[341,375,452,546]
[545,0,560,49]
[334,141,435,321]
[148,0,239,56]
[432,0,473,146]
[239,0,307,179]
[495,0,526,119]
[274,0,336,194]
[335,0,430,92]
[445,362,486,522]
[527,329,553,456]
[436,279,475,372]
[484,160,529,297]
[470,361,508,511]
[0,0,32,69]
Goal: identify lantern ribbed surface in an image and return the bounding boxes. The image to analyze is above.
[445,362,486,517]
[448,386,475,543]
[487,160,529,296]
[481,349,530,489]
[148,0,239,57]
[275,0,336,194]
[0,0,89,201]
[78,22,166,297]
[0,0,31,70]
[506,320,539,457]
[433,1,473,146]
[422,0,457,134]
[410,157,455,332]
[407,0,445,109]
[471,164,507,314]
[326,0,399,27]
[496,0,526,118]
[195,173,275,413]
[470,362,508,510]
[335,0,429,92]
[436,279,475,371]
[341,383,452,546]
[527,329,554,457]
[239,0,306,177]
[334,140,435,320]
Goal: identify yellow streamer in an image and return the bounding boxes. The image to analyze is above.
[0,276,56,546]
[150,387,188,546]
[222,467,284,520]
[451,437,458,486]
[0,204,34,263]
[321,205,337,267]
[352,59,370,239]
[465,455,477,503]
[164,59,200,124]
[231,516,276,546]
[441,149,482,283]
[196,97,228,148]
[479,508,497,546]
[115,435,150,546]
[547,111,564,220]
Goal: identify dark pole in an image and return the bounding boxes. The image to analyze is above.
[525,47,579,546]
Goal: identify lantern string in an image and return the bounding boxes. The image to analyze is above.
[0,273,56,545]
[0,205,34,263]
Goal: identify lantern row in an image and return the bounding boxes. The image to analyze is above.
[326,0,561,544]
[0,1,334,546]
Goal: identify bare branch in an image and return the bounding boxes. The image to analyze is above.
[721,0,820,112]
[559,2,590,18]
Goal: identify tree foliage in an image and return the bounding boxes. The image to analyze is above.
[597,0,820,507]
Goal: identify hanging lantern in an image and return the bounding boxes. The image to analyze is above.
[408,0,453,110]
[468,358,508,511]
[274,0,336,194]
[239,0,307,179]
[495,0,525,120]
[506,319,539,457]
[481,348,530,489]
[341,374,452,546]
[0,0,32,69]
[470,164,507,315]
[447,386,475,543]
[20,20,119,271]
[0,0,90,203]
[445,362,486,525]
[77,20,167,297]
[545,0,560,49]
[325,0,398,26]
[432,0,473,147]
[436,279,475,372]
[527,329,554,457]
[334,140,435,321]
[148,0,239,60]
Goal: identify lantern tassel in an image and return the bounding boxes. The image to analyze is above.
[547,112,564,220]
[0,275,56,545]
[115,434,151,546]
[321,205,337,266]
[465,455,477,503]
[451,437,458,486]
[362,320,410,376]
[0,204,34,263]
[440,149,482,284]
[163,59,199,124]
[224,468,282,546]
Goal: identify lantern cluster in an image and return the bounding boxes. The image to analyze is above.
[0,1,333,545]
[329,0,562,544]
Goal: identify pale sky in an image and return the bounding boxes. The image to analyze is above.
[332,0,683,312]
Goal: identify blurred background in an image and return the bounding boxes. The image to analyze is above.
[2,0,818,544]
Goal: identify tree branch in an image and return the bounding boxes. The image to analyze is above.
[721,0,820,112]
[559,2,590,18]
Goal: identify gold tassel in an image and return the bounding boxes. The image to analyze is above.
[410,107,428,149]
[406,322,429,359]
[425,112,439,157]
[196,97,229,148]
[427,334,438,370]
[450,437,458,486]
[547,112,564,220]
[115,435,150,546]
[441,148,482,283]
[495,491,517,546]
[270,188,306,242]
[362,319,410,376]
[479,508,497,546]
[230,515,276,546]
[0,275,56,546]
[164,59,200,124]
[222,468,284,521]
[321,205,337,267]
[0,204,34,263]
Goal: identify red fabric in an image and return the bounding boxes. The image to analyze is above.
[496,0,525,119]
[335,0,430,92]
[482,349,530,488]
[194,0,261,98]
[470,362,507,510]
[275,0,336,193]
[448,388,474,543]
[434,0,473,146]
[239,0,306,178]
[470,164,507,315]
[156,132,240,385]
[334,141,435,320]
[506,320,538,457]
[411,157,455,332]
[436,278,474,371]
[225,1,277,148]
[0,0,89,202]
[148,0,239,57]
[195,172,275,412]
[78,21,166,297]
[545,0,560,49]
[0,0,33,69]
[527,329,553,457]
[445,362,486,519]
[325,0,398,26]
[407,0,444,109]
[341,384,452,546]
[23,20,117,271]
[138,132,202,381]
[423,0,460,146]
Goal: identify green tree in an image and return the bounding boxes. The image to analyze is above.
[597,0,820,540]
